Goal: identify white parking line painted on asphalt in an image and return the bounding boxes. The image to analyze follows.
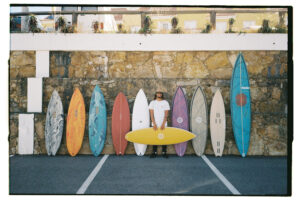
[9,155,14,158]
[76,155,109,194]
[201,155,241,195]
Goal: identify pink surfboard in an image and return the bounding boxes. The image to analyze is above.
[172,87,189,156]
[112,92,130,155]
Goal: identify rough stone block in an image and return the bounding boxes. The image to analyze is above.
[272,87,282,100]
[183,61,209,78]
[206,52,231,70]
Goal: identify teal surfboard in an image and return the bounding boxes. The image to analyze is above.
[230,53,251,157]
[89,85,107,156]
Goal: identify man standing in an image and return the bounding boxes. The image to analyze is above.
[148,90,170,158]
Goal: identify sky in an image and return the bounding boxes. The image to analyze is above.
[10,6,52,13]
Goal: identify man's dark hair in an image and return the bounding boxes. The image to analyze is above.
[154,91,164,100]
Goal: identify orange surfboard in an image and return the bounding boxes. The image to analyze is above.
[66,88,86,156]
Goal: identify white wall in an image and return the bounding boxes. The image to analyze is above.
[27,78,43,113]
[36,51,49,77]
[10,33,287,51]
[18,114,34,155]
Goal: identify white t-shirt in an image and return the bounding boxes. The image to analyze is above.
[148,100,170,127]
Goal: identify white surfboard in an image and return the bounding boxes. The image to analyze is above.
[190,86,208,156]
[45,90,64,156]
[132,89,150,156]
[210,89,226,157]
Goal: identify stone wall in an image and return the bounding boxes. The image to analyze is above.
[9,50,288,156]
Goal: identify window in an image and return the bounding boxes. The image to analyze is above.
[158,22,171,30]
[127,7,140,11]
[81,6,98,11]
[130,26,141,33]
[61,6,78,11]
[163,23,169,30]
[216,22,227,32]
[243,21,256,29]
[184,20,197,29]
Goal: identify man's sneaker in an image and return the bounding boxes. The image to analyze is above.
[162,152,168,158]
[150,152,157,158]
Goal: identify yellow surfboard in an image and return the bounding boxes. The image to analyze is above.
[66,88,86,157]
[125,127,196,145]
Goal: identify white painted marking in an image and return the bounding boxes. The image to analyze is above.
[201,155,241,195]
[195,116,202,124]
[157,133,165,140]
[177,117,183,124]
[27,78,43,112]
[9,155,14,158]
[241,87,250,90]
[18,114,34,155]
[76,155,109,194]
[36,51,49,77]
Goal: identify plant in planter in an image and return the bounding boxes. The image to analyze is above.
[273,24,287,33]
[117,23,126,33]
[139,16,152,35]
[92,21,101,33]
[170,17,182,34]
[28,14,42,33]
[225,18,236,33]
[55,16,74,33]
[62,23,75,33]
[201,24,212,33]
[10,17,16,33]
[258,19,273,33]
[55,16,66,31]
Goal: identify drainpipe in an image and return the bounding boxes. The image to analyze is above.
[21,6,29,32]
[210,11,216,30]
[141,12,146,29]
[278,11,286,27]
[72,12,78,30]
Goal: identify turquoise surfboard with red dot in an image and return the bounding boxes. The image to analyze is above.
[230,53,251,157]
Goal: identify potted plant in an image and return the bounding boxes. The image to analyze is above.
[201,24,212,33]
[10,16,16,33]
[225,18,236,33]
[273,24,287,33]
[92,21,101,33]
[28,14,42,33]
[170,17,182,34]
[55,16,74,33]
[117,23,126,33]
[258,19,273,33]
[55,16,66,31]
[139,16,152,35]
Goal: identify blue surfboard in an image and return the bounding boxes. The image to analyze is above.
[89,85,107,156]
[230,53,251,157]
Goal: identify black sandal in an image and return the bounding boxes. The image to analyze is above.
[150,152,157,158]
[162,152,168,158]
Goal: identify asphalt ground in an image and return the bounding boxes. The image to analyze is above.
[9,154,289,196]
